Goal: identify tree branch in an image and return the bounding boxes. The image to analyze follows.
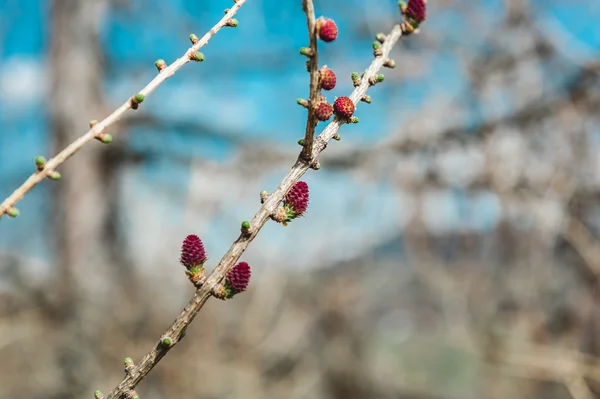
[103,23,404,399]
[300,0,320,161]
[0,0,247,218]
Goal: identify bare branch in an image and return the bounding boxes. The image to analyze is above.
[300,0,320,161]
[0,0,247,218]
[103,23,403,399]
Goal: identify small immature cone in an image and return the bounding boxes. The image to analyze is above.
[180,234,207,285]
[404,0,427,24]
[319,66,337,90]
[280,181,309,223]
[224,261,251,298]
[316,17,338,42]
[315,102,333,121]
[333,97,355,120]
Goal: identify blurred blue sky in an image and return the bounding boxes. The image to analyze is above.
[1,0,599,264]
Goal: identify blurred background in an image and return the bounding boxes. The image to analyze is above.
[1,0,600,398]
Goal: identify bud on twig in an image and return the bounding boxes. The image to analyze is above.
[361,95,372,104]
[190,52,205,62]
[7,208,19,218]
[376,32,387,43]
[94,390,104,399]
[47,171,61,180]
[369,74,385,85]
[297,98,309,108]
[241,220,251,235]
[299,47,314,57]
[351,72,361,87]
[131,93,145,109]
[155,59,167,71]
[260,190,269,204]
[34,156,46,170]
[225,19,239,27]
[124,357,134,375]
[372,41,383,57]
[384,58,396,69]
[189,34,199,44]
[161,337,173,347]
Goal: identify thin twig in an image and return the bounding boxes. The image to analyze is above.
[0,0,247,218]
[300,0,319,161]
[103,23,403,399]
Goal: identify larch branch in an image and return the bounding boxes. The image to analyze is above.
[103,23,403,399]
[300,0,320,161]
[0,0,247,218]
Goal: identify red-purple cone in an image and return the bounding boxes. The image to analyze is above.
[283,181,309,222]
[406,0,426,23]
[226,261,251,298]
[180,234,207,269]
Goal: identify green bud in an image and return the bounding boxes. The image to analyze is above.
[376,74,384,83]
[49,171,61,180]
[101,134,113,144]
[161,337,172,347]
[154,59,167,71]
[361,95,372,104]
[226,18,239,27]
[296,98,309,107]
[94,390,104,399]
[376,33,387,43]
[189,33,199,44]
[333,133,341,141]
[299,47,314,57]
[191,52,205,62]
[384,59,396,69]
[398,1,407,12]
[34,156,46,169]
[133,93,145,104]
[372,41,382,50]
[298,139,304,146]
[351,72,360,80]
[124,357,133,366]
[314,162,321,170]
[241,221,251,230]
[7,208,19,218]
[350,116,360,124]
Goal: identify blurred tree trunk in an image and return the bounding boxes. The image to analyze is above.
[49,0,110,396]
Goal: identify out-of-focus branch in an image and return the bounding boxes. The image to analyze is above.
[300,0,320,161]
[0,1,247,218]
[103,23,404,399]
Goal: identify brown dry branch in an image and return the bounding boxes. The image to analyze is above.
[299,0,320,162]
[102,23,404,399]
[0,0,247,219]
